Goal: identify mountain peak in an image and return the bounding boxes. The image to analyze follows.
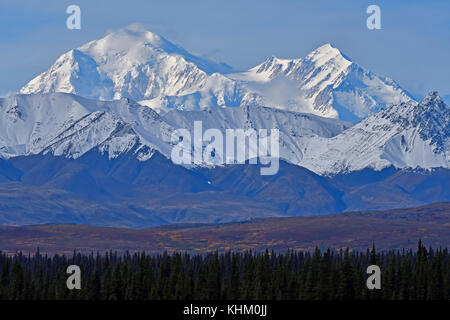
[315,43,336,52]
[114,26,164,42]
[306,43,351,63]
[20,26,234,101]
[79,26,179,58]
[420,91,445,107]
[20,28,410,122]
[85,26,233,74]
[414,91,449,126]
[255,55,296,72]
[259,44,346,66]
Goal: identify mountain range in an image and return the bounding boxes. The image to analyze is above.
[1,26,449,228]
[20,26,411,122]
[0,149,450,228]
[1,91,448,176]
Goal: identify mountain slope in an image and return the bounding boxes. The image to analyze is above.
[229,44,412,121]
[1,92,449,175]
[0,92,352,167]
[1,151,450,228]
[20,26,239,108]
[300,92,450,175]
[0,93,173,160]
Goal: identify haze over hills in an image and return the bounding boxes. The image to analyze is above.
[20,26,412,122]
[1,202,449,254]
[0,150,450,228]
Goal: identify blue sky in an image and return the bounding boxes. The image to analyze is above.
[1,0,449,100]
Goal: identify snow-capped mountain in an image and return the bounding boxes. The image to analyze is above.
[300,92,450,175]
[0,93,351,167]
[12,26,450,176]
[1,92,448,176]
[20,27,411,121]
[19,26,242,110]
[229,44,412,121]
[0,93,171,161]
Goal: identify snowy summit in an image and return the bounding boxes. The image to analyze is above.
[21,27,411,122]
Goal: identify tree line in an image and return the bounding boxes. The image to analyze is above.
[0,241,449,300]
